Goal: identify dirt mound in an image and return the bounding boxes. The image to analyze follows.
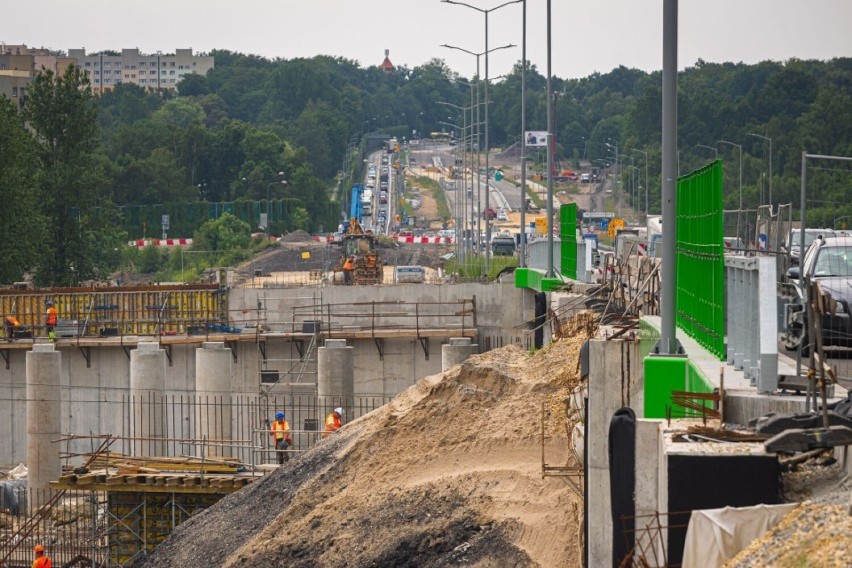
[280,230,316,243]
[137,338,587,567]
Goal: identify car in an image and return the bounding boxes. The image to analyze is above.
[497,209,509,221]
[785,228,835,265]
[783,235,852,353]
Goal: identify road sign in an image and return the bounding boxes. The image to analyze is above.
[600,220,609,230]
[607,218,625,238]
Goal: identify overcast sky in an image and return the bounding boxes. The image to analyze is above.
[6,0,851,79]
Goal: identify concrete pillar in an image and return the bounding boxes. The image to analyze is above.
[318,339,354,417]
[586,339,640,568]
[441,338,479,371]
[130,341,167,457]
[195,342,233,457]
[26,344,61,508]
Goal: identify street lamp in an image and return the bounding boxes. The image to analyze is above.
[718,140,743,211]
[442,0,522,275]
[695,143,718,161]
[747,132,772,207]
[630,148,649,217]
[265,173,287,239]
[441,41,515,272]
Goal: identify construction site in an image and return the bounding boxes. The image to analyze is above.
[2,177,852,565]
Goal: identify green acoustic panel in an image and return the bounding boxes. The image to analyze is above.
[644,355,687,419]
[560,203,577,280]
[514,268,563,292]
[676,160,726,360]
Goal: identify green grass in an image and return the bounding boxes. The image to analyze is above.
[411,175,451,221]
[446,254,518,280]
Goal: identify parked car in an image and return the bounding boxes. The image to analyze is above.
[785,228,835,265]
[783,235,852,353]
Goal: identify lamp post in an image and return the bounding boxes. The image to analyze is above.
[442,0,522,275]
[695,143,718,162]
[438,101,474,264]
[630,148,649,217]
[718,140,743,211]
[604,140,619,210]
[265,173,287,239]
[747,132,772,207]
[441,40,516,273]
[519,0,528,267]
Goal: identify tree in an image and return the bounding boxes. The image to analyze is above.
[192,212,252,251]
[0,97,44,282]
[23,64,111,286]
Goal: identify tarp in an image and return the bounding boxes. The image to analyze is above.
[682,503,797,568]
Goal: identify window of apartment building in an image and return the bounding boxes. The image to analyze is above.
[94,61,99,67]
[193,62,197,67]
[85,61,91,67]
[140,79,146,84]
[161,70,167,74]
[150,70,156,75]
[115,61,121,67]
[12,87,17,97]
[104,62,110,67]
[94,79,100,84]
[131,74,136,78]
[170,62,175,67]
[95,70,100,75]
[115,70,121,75]
[169,79,175,83]
[139,61,146,67]
[169,70,175,75]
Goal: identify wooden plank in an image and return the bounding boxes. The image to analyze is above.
[106,475,127,485]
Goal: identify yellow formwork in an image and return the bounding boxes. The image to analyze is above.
[0,284,224,338]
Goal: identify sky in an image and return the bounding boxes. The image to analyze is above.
[5,0,851,80]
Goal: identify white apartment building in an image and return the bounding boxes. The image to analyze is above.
[67,48,214,92]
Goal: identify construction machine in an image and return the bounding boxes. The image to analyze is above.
[337,218,382,285]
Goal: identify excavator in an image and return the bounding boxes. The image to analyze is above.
[337,218,382,285]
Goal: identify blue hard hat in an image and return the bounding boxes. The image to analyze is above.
[275,411,285,420]
[46,301,53,307]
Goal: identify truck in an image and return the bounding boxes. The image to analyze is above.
[338,218,382,285]
[491,234,517,256]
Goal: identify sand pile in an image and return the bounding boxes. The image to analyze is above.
[137,337,587,567]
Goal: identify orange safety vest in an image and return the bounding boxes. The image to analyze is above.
[46,307,57,326]
[270,419,292,443]
[33,556,52,568]
[6,316,21,327]
[343,258,354,271]
[322,412,342,439]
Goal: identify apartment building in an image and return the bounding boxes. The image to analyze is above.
[0,44,74,105]
[67,48,214,92]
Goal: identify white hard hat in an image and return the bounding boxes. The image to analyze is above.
[334,407,344,418]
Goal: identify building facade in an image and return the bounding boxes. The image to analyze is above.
[0,44,74,105]
[67,48,214,93]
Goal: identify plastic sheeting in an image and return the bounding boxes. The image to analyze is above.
[682,503,797,568]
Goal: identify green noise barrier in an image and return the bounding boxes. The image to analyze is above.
[676,160,726,360]
[560,203,578,280]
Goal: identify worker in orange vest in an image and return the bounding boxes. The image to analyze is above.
[32,544,52,568]
[322,407,344,439]
[45,301,57,343]
[342,256,355,285]
[5,315,22,341]
[269,411,293,465]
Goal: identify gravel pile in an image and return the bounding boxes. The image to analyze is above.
[279,230,316,243]
[135,337,589,567]
[725,501,851,567]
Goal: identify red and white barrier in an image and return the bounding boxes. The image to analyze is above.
[129,238,193,248]
[395,236,454,244]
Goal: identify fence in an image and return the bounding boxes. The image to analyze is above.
[676,160,726,359]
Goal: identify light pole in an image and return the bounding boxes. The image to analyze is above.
[630,148,649,217]
[438,101,474,264]
[519,0,527,267]
[604,140,619,207]
[266,173,287,239]
[747,132,772,207]
[718,140,743,211]
[695,143,718,162]
[443,0,522,275]
[441,40,516,273]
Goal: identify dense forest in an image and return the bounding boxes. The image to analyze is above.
[0,51,849,285]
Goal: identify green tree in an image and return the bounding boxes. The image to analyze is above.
[23,64,110,286]
[0,97,44,282]
[193,212,251,251]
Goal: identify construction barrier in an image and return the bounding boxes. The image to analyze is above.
[394,236,454,244]
[0,284,225,338]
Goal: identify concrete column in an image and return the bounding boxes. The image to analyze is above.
[318,339,354,417]
[441,338,479,371]
[195,342,233,457]
[587,339,640,568]
[130,341,167,457]
[26,344,61,508]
